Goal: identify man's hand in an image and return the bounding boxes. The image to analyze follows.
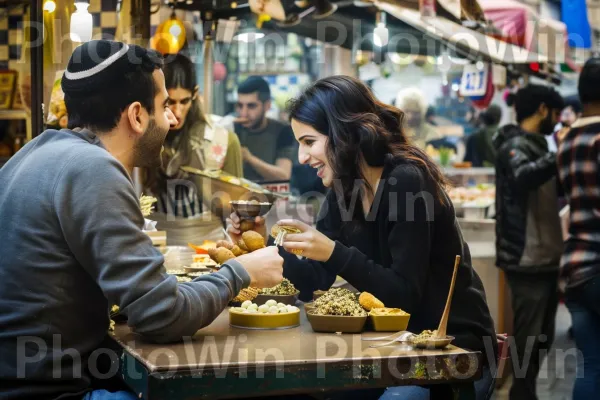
[226,212,267,243]
[241,147,253,162]
[235,247,284,288]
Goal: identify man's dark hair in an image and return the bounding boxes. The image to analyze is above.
[578,58,600,104]
[481,104,502,126]
[514,84,564,123]
[237,76,271,102]
[64,48,164,132]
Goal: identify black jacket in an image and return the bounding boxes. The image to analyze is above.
[493,125,563,272]
[279,156,497,359]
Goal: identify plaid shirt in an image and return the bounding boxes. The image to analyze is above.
[557,117,600,288]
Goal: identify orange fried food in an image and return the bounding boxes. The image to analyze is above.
[216,240,234,250]
[359,292,385,311]
[241,230,266,252]
[231,245,244,257]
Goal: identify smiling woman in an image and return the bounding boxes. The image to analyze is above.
[230,75,499,400]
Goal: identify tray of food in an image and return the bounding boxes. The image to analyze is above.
[368,307,411,332]
[305,288,368,333]
[306,289,411,334]
[229,300,300,330]
[255,278,299,305]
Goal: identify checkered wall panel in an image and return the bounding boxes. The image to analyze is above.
[0,1,24,71]
[89,0,119,39]
[0,1,183,70]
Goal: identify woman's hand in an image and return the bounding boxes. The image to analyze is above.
[226,212,267,244]
[277,219,336,262]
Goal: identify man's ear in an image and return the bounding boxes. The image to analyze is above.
[126,102,146,137]
[193,85,200,100]
[264,99,272,111]
[538,103,549,119]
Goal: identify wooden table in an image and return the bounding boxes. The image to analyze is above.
[110,307,483,400]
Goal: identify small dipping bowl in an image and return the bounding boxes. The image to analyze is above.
[230,200,273,220]
[409,335,455,349]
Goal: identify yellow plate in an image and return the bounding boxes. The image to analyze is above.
[229,309,300,330]
[369,314,411,332]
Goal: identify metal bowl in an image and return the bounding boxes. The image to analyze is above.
[180,166,280,219]
[230,201,273,220]
[254,292,300,306]
[229,308,300,330]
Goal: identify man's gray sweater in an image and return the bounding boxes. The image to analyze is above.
[0,129,250,399]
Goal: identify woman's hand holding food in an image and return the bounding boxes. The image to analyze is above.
[276,219,335,262]
[235,246,284,289]
[226,212,267,243]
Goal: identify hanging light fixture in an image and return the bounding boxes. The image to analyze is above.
[313,0,337,19]
[43,0,56,13]
[150,11,186,54]
[70,0,93,43]
[373,11,388,47]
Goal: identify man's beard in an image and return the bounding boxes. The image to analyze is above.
[133,119,168,168]
[243,117,265,131]
[540,112,556,135]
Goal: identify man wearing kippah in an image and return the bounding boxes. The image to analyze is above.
[0,40,284,399]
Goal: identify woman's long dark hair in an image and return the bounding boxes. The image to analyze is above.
[287,75,449,225]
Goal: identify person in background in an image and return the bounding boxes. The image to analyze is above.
[559,96,583,128]
[556,58,600,399]
[395,87,441,149]
[0,40,283,400]
[234,76,296,182]
[547,97,583,153]
[425,105,437,126]
[493,84,564,400]
[464,104,502,167]
[143,53,243,244]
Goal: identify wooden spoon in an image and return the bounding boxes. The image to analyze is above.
[435,254,461,339]
[410,255,461,349]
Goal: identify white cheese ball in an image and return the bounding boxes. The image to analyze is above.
[248,303,258,311]
[241,300,253,309]
[265,300,278,307]
[247,308,258,313]
[268,306,279,314]
[286,305,299,313]
[258,304,270,313]
[277,302,286,308]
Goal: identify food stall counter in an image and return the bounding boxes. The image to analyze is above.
[110,305,483,400]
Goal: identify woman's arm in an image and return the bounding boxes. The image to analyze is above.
[282,166,435,314]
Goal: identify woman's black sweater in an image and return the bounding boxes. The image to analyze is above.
[280,156,498,358]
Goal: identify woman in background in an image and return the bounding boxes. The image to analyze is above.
[144,53,243,244]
